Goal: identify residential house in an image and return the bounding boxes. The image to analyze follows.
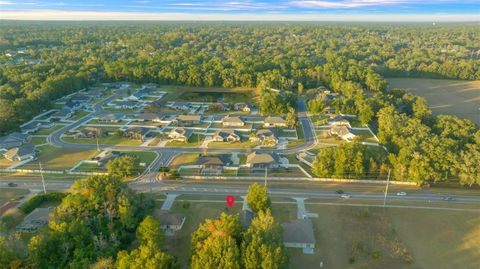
[69,94,93,103]
[196,155,231,175]
[97,113,125,123]
[327,115,351,127]
[64,100,82,111]
[124,127,151,141]
[70,127,106,139]
[86,87,104,98]
[329,125,357,142]
[3,145,36,162]
[109,100,141,109]
[167,102,191,111]
[222,115,245,127]
[250,129,278,145]
[174,115,201,126]
[50,109,73,121]
[264,116,287,128]
[155,211,186,236]
[212,130,241,142]
[0,132,29,151]
[234,103,251,112]
[134,113,163,122]
[245,152,281,172]
[282,218,315,254]
[168,127,193,142]
[21,120,54,134]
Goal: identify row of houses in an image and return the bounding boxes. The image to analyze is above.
[193,152,284,175]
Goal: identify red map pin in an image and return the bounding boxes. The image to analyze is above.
[226,195,235,208]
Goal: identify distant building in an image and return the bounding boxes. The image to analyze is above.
[282,218,315,254]
[68,127,106,139]
[245,152,281,172]
[93,151,125,168]
[168,127,193,142]
[212,130,241,142]
[264,116,287,128]
[50,109,73,121]
[222,115,245,127]
[96,113,125,123]
[234,103,251,112]
[123,127,151,141]
[0,132,29,151]
[327,115,351,127]
[3,145,36,162]
[20,120,54,134]
[329,125,357,142]
[109,100,142,109]
[134,113,163,122]
[174,115,201,126]
[250,129,278,145]
[196,155,231,175]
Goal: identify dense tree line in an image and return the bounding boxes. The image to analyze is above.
[1,22,479,134]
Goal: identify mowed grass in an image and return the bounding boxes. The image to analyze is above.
[19,146,99,170]
[0,188,30,204]
[387,78,480,126]
[159,85,259,104]
[293,204,480,269]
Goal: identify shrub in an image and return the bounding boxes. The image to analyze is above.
[20,192,67,214]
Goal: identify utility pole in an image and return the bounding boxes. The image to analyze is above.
[383,169,391,207]
[96,133,100,152]
[39,162,47,194]
[264,167,268,188]
[148,166,153,194]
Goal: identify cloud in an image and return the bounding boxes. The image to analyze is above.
[0,10,478,21]
[291,0,410,8]
[0,1,13,5]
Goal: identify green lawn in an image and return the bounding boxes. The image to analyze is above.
[0,188,30,205]
[352,129,378,143]
[126,151,157,166]
[70,110,91,120]
[208,140,260,149]
[74,162,103,172]
[87,119,125,125]
[62,135,143,146]
[32,124,64,135]
[29,137,47,145]
[170,153,200,169]
[0,157,18,168]
[165,134,205,148]
[19,146,99,170]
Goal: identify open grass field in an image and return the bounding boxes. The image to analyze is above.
[62,135,143,146]
[387,78,480,126]
[19,146,99,170]
[159,85,258,104]
[32,124,64,135]
[290,204,480,269]
[169,153,200,169]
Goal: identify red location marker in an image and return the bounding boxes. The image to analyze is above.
[226,195,235,208]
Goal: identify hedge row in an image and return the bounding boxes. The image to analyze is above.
[20,192,67,214]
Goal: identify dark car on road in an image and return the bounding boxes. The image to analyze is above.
[7,182,17,187]
[336,190,344,194]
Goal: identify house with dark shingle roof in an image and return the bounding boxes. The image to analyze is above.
[196,155,231,175]
[250,129,278,145]
[0,132,29,151]
[174,115,201,126]
[246,152,281,172]
[97,113,125,123]
[3,145,36,162]
[20,120,53,134]
[212,130,241,142]
[124,127,151,141]
[50,109,73,121]
[327,115,351,127]
[282,218,316,254]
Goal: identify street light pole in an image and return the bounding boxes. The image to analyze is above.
[383,169,391,207]
[39,162,47,194]
[264,166,268,188]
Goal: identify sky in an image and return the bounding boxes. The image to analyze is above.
[0,0,479,21]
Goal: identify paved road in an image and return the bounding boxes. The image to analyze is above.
[3,179,479,209]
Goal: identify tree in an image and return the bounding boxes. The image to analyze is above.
[285,107,298,128]
[455,144,480,186]
[0,236,20,269]
[106,155,139,178]
[241,210,288,269]
[246,183,271,213]
[115,216,177,269]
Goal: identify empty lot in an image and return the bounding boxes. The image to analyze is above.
[387,78,480,126]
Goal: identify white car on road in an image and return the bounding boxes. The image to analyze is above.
[396,192,407,196]
[340,194,351,199]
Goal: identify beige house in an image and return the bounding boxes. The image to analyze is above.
[264,116,287,127]
[329,125,357,142]
[212,130,241,142]
[3,145,36,162]
[250,129,278,145]
[175,115,201,126]
[168,127,193,142]
[222,115,245,127]
[246,152,281,172]
[327,115,351,127]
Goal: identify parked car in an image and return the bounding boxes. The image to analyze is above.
[7,182,17,187]
[396,192,407,196]
[340,194,351,199]
[336,190,344,194]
